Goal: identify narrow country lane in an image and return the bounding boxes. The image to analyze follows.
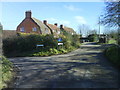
[9,42,119,88]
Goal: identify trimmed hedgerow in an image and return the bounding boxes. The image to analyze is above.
[3,32,80,57]
[104,45,120,69]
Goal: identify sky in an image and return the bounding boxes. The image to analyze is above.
[1,2,106,35]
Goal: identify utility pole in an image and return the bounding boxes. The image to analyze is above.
[99,17,101,38]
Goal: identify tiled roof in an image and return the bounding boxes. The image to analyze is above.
[32,17,51,34]
[3,30,16,39]
[48,24,59,30]
[64,26,76,34]
[47,24,61,37]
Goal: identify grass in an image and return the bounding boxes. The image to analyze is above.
[108,39,117,44]
[0,56,14,89]
[97,38,117,45]
[104,45,120,69]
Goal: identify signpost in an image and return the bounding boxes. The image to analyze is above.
[57,38,63,46]
[57,38,62,42]
[36,44,44,49]
[58,43,63,45]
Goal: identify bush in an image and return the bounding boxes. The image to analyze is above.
[58,33,80,49]
[3,32,80,57]
[108,39,117,44]
[3,34,58,57]
[49,48,59,54]
[0,56,13,89]
[105,45,120,68]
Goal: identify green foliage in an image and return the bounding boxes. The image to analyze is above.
[105,45,120,68]
[3,34,58,57]
[88,34,98,42]
[2,56,13,73]
[43,34,58,49]
[32,48,70,57]
[72,35,80,48]
[49,48,59,54]
[59,31,80,49]
[108,39,117,44]
[3,31,80,57]
[58,48,67,53]
[0,56,13,89]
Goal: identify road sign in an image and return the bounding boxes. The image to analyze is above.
[58,38,62,42]
[58,43,63,45]
[36,44,44,47]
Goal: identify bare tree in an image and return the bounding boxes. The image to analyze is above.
[100,1,120,44]
[100,1,120,27]
[79,24,90,37]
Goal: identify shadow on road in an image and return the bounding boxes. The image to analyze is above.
[9,42,119,88]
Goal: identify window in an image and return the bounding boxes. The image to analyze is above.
[57,31,60,34]
[32,27,37,32]
[45,28,49,33]
[52,30,54,32]
[20,27,25,32]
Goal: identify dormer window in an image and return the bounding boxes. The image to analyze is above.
[20,27,25,32]
[32,27,37,31]
[52,30,55,32]
[57,31,60,34]
[45,28,49,33]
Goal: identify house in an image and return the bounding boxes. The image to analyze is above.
[16,11,51,34]
[17,10,76,36]
[43,20,61,37]
[60,24,76,35]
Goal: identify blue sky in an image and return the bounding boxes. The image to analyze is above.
[1,2,106,34]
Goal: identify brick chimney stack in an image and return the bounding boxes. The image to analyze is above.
[54,23,58,26]
[60,24,64,29]
[25,10,32,18]
[43,20,47,25]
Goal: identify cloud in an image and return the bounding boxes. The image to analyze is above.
[75,16,87,24]
[64,5,80,11]
[46,18,70,26]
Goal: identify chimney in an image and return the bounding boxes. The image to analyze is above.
[25,10,32,18]
[60,24,64,29]
[54,23,58,26]
[43,20,47,25]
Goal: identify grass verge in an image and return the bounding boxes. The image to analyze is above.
[104,44,120,69]
[0,56,14,89]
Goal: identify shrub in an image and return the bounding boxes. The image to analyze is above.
[3,32,80,57]
[0,56,13,89]
[3,34,58,57]
[108,39,117,44]
[59,48,67,53]
[105,45,120,68]
[49,48,59,54]
[43,34,58,49]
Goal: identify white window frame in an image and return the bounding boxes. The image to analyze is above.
[57,31,60,34]
[20,27,25,32]
[32,27,37,32]
[45,28,49,33]
[52,29,55,32]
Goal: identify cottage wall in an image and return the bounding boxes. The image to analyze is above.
[17,18,41,34]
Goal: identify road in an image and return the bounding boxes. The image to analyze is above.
[9,42,119,88]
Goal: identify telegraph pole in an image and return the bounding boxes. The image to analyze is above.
[99,17,101,38]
